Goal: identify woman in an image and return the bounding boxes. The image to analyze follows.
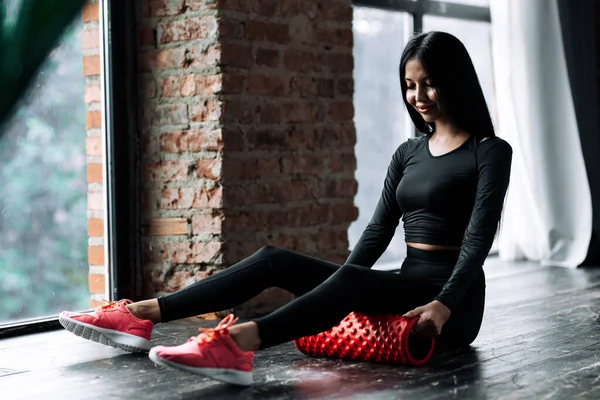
[60,31,512,386]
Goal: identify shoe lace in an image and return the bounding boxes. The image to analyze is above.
[191,314,239,345]
[99,299,129,311]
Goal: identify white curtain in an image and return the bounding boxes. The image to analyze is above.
[491,0,592,267]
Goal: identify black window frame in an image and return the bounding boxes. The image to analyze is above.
[102,0,142,304]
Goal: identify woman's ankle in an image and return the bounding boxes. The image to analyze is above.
[127,300,162,324]
[229,322,261,352]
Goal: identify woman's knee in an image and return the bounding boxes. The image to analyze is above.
[253,245,286,259]
[252,246,298,269]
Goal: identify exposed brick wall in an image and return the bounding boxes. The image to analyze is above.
[82,0,105,308]
[138,0,357,316]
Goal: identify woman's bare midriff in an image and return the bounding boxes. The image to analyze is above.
[407,242,461,251]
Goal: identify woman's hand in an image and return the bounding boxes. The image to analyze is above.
[403,300,451,339]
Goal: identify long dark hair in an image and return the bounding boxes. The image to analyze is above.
[399,31,495,140]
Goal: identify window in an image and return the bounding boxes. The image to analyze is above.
[350,7,412,265]
[0,0,139,335]
[0,14,90,325]
[351,1,492,267]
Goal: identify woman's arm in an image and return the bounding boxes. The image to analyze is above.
[344,142,407,268]
[434,139,513,311]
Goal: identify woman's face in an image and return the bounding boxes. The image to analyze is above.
[404,58,443,123]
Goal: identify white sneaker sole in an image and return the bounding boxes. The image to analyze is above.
[148,347,253,386]
[59,313,152,353]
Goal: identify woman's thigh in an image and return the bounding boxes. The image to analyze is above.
[336,265,442,316]
[340,265,485,349]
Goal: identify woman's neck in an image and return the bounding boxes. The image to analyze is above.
[432,118,468,141]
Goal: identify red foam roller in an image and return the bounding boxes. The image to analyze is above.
[293,312,435,366]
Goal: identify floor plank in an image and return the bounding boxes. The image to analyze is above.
[2,257,600,399]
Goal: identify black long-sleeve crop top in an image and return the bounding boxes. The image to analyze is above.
[345,134,513,311]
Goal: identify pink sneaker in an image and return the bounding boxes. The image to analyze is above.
[148,314,254,386]
[59,299,153,353]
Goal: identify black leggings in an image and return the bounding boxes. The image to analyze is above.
[157,246,485,351]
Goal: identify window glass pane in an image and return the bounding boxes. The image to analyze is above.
[351,6,410,266]
[423,15,496,122]
[0,19,90,323]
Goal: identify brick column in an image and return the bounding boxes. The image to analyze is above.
[82,0,105,308]
[139,0,357,316]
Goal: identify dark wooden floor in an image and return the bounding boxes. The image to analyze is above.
[2,257,600,399]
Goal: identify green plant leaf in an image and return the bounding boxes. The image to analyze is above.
[0,0,87,130]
